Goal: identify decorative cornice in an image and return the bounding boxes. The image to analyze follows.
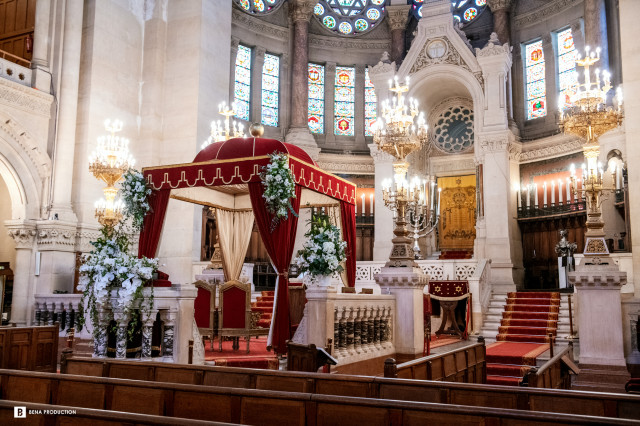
[232,9,289,39]
[6,220,37,249]
[430,156,476,174]
[478,134,519,160]
[308,33,391,51]
[568,265,627,289]
[486,0,513,12]
[0,77,53,117]
[369,58,395,78]
[36,221,77,251]
[514,0,581,29]
[317,153,374,175]
[387,5,412,31]
[289,0,319,23]
[74,225,102,253]
[518,134,583,163]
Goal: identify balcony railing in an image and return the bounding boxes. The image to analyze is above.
[0,49,32,87]
[517,200,586,219]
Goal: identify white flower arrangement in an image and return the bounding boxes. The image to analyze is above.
[260,152,297,229]
[76,228,159,339]
[120,169,152,231]
[294,214,347,286]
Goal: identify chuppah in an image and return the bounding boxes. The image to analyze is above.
[138,129,357,355]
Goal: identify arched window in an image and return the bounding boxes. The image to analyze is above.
[233,0,284,14]
[335,66,355,136]
[314,0,387,36]
[556,28,578,106]
[234,45,252,121]
[411,0,486,25]
[261,54,280,127]
[525,40,546,120]
[308,63,325,134]
[364,68,377,136]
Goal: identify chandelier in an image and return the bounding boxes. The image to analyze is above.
[373,75,431,267]
[201,101,246,149]
[88,119,134,227]
[559,46,624,256]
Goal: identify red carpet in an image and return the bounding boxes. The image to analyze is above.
[252,291,274,329]
[205,336,278,370]
[486,292,559,386]
[429,334,464,349]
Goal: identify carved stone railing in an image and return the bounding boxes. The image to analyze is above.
[303,286,395,367]
[34,294,90,339]
[0,53,32,87]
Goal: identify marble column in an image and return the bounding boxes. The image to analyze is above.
[584,0,609,70]
[386,5,411,65]
[354,65,366,147]
[324,62,337,145]
[50,0,84,223]
[486,0,513,46]
[31,0,52,92]
[285,0,320,159]
[368,144,395,261]
[251,46,266,124]
[5,221,36,326]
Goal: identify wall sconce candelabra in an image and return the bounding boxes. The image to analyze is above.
[374,75,431,267]
[201,101,246,149]
[88,120,134,227]
[559,45,624,256]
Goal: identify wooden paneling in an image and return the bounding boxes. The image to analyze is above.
[0,0,35,62]
[0,325,58,372]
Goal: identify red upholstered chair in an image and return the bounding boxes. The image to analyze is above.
[218,280,253,353]
[194,280,216,350]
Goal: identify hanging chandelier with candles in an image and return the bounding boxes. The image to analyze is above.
[89,119,134,227]
[374,75,435,267]
[559,46,624,256]
[201,101,246,149]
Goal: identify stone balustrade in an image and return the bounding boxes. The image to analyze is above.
[302,286,395,367]
[34,294,90,339]
[0,56,32,87]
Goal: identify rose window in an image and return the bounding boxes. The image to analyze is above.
[411,0,486,26]
[314,0,387,36]
[234,0,284,14]
[432,105,474,154]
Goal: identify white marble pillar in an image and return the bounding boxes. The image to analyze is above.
[354,64,366,147]
[584,0,609,70]
[251,46,266,124]
[31,0,52,92]
[5,220,36,326]
[619,0,640,299]
[368,144,395,261]
[34,220,77,294]
[50,0,84,223]
[324,62,337,145]
[304,286,337,348]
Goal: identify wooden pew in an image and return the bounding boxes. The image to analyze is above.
[0,324,58,372]
[524,344,579,389]
[0,368,637,425]
[384,342,486,383]
[60,357,640,420]
[0,400,234,425]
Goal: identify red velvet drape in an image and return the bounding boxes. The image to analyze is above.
[138,189,171,258]
[248,182,302,355]
[340,201,356,287]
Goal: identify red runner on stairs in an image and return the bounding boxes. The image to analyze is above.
[486,291,559,386]
[252,291,274,329]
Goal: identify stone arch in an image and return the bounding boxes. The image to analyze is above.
[0,112,52,220]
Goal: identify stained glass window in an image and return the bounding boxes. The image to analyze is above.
[557,28,578,107]
[525,40,546,120]
[411,0,485,24]
[234,45,251,121]
[233,0,284,15]
[364,68,377,137]
[335,66,355,136]
[308,63,325,134]
[314,0,387,36]
[261,53,279,127]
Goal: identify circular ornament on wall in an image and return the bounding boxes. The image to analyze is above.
[314,0,387,36]
[233,0,284,15]
[427,39,447,58]
[430,99,474,154]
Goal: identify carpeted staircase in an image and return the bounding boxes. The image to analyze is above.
[485,292,560,386]
[251,291,274,329]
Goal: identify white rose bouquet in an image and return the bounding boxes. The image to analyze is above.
[294,214,347,286]
[260,152,298,230]
[120,169,152,231]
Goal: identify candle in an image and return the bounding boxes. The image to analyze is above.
[370,194,374,215]
[526,185,531,207]
[617,165,622,189]
[361,194,365,216]
[543,182,547,206]
[566,178,571,202]
[437,188,441,216]
[430,182,435,211]
[551,181,555,205]
[558,180,563,204]
[534,184,539,207]
[517,187,522,209]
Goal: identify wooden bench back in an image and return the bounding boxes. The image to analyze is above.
[0,325,58,372]
[0,369,636,425]
[61,357,640,420]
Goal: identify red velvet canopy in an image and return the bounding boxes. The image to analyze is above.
[138,137,357,355]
